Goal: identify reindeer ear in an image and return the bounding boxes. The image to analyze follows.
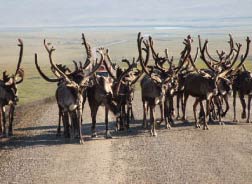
[150,74,162,83]
[66,83,77,88]
[5,77,14,86]
[87,79,95,87]
[15,68,24,81]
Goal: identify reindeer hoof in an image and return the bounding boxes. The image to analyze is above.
[56,132,61,137]
[246,120,250,123]
[195,123,200,128]
[119,127,125,131]
[158,119,164,125]
[142,123,147,129]
[165,124,171,129]
[150,130,153,136]
[8,132,13,137]
[221,112,226,117]
[242,112,246,119]
[105,132,112,139]
[64,131,70,138]
[79,138,84,144]
[91,132,98,138]
[233,119,238,123]
[181,116,187,121]
[153,131,157,137]
[2,131,7,137]
[203,126,209,130]
[64,134,70,138]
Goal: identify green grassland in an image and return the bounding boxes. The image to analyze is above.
[0,28,251,105]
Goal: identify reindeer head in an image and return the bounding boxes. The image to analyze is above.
[0,39,24,105]
[140,33,191,99]
[198,35,251,97]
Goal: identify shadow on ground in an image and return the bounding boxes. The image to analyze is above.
[0,118,241,150]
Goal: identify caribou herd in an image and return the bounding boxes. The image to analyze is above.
[0,32,251,143]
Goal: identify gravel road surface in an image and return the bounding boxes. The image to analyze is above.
[1,91,252,184]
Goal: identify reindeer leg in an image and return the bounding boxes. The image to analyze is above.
[150,105,157,136]
[126,103,130,129]
[2,107,6,136]
[115,116,120,132]
[204,100,209,130]
[233,90,238,122]
[78,106,84,144]
[122,104,126,130]
[210,100,217,121]
[81,101,85,124]
[193,99,200,128]
[222,94,229,117]
[8,105,15,136]
[239,92,246,119]
[217,98,222,125]
[0,107,2,137]
[91,105,98,138]
[69,112,75,139]
[142,101,147,128]
[214,97,223,125]
[176,94,181,120]
[158,103,164,126]
[164,99,171,129]
[120,105,126,131]
[115,104,120,132]
[246,95,251,123]
[62,112,70,138]
[105,107,112,139]
[182,94,189,121]
[130,104,135,122]
[56,109,62,136]
[216,97,224,125]
[168,96,174,127]
[181,93,184,118]
[118,103,123,131]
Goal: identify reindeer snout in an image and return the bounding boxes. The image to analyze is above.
[14,96,19,103]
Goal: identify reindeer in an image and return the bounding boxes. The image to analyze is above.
[87,46,139,138]
[198,34,238,118]
[35,37,103,143]
[140,34,191,136]
[182,35,250,129]
[232,70,252,123]
[101,44,143,131]
[230,42,251,123]
[35,34,95,137]
[175,34,235,121]
[198,35,250,122]
[0,39,24,137]
[147,35,191,127]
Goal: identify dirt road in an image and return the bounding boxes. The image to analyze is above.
[1,91,252,184]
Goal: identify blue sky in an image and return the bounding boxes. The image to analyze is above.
[0,0,251,27]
